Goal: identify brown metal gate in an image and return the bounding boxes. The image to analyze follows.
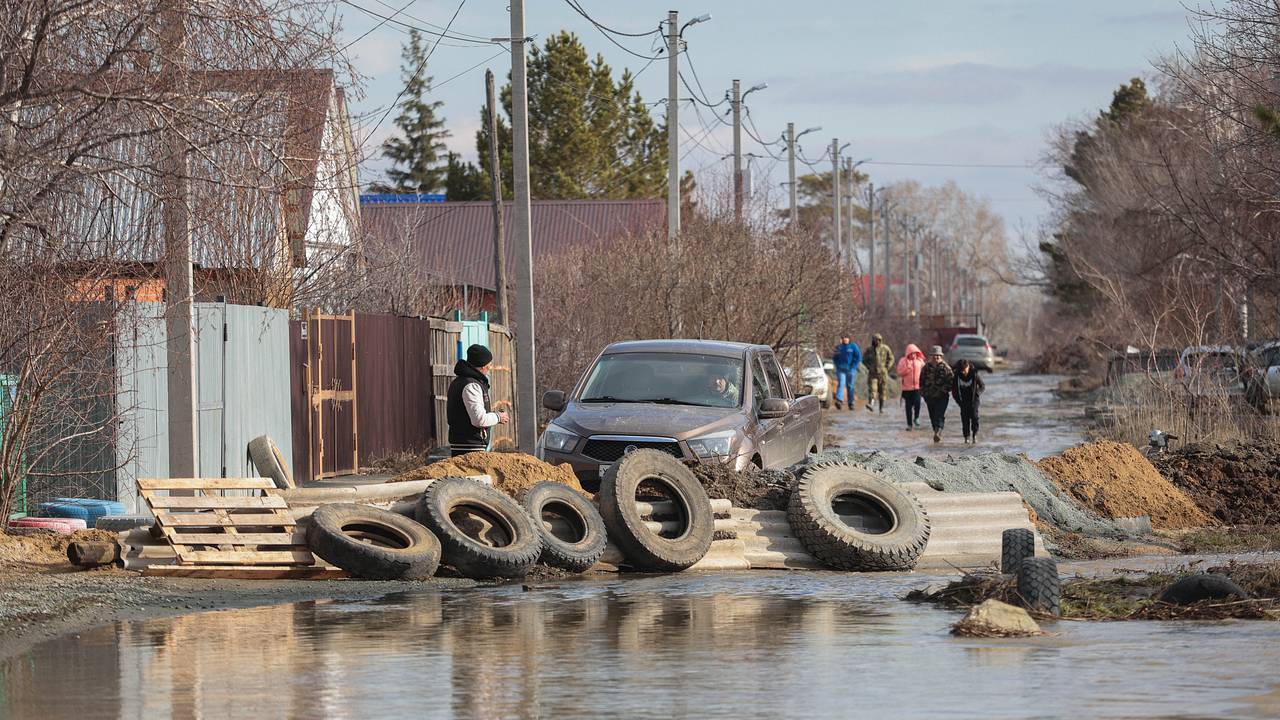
[486,323,518,449]
[304,310,358,479]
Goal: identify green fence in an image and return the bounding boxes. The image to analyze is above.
[0,374,23,517]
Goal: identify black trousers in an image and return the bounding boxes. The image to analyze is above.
[451,444,485,457]
[924,395,949,432]
[959,401,980,437]
[902,390,922,426]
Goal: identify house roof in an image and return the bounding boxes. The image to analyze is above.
[361,199,665,291]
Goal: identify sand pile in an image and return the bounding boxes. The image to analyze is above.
[1037,441,1210,530]
[0,529,117,570]
[393,451,584,497]
[1152,442,1280,525]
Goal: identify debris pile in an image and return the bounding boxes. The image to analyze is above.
[0,529,117,571]
[691,464,794,510]
[1036,441,1210,530]
[1151,442,1280,525]
[392,451,585,497]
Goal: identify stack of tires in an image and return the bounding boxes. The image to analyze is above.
[787,461,932,572]
[1001,528,1061,616]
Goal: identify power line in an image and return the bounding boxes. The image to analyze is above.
[864,160,1038,169]
[682,46,725,108]
[358,0,469,150]
[366,0,492,42]
[561,0,665,60]
[338,0,491,45]
[340,0,415,52]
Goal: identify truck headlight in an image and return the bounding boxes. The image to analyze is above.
[541,425,578,453]
[687,430,736,459]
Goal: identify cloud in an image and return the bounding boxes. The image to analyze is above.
[779,62,1128,107]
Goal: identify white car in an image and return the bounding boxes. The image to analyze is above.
[1174,345,1245,398]
[1245,340,1280,412]
[781,346,831,408]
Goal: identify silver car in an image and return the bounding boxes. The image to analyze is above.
[780,345,831,408]
[945,334,995,371]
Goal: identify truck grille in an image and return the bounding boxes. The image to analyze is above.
[581,439,682,463]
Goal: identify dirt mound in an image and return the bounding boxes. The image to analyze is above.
[691,464,795,510]
[0,529,117,570]
[393,451,584,498]
[1151,442,1280,525]
[1037,441,1210,530]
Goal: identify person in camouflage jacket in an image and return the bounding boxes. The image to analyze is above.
[918,345,954,442]
[861,333,896,413]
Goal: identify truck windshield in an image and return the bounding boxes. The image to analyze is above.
[579,352,745,409]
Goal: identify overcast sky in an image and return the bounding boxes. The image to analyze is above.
[338,1,1198,237]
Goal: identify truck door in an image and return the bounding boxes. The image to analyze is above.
[759,351,807,465]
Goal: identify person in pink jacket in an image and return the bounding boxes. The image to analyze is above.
[895,343,926,431]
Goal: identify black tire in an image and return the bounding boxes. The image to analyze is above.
[1016,557,1061,616]
[95,514,155,533]
[1159,573,1249,605]
[596,449,713,572]
[787,461,930,571]
[520,481,607,573]
[416,477,542,579]
[249,435,295,489]
[1001,528,1035,574]
[306,503,441,580]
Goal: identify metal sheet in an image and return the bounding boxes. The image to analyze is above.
[221,304,292,479]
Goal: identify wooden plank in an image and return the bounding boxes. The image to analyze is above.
[311,390,355,403]
[142,565,347,580]
[138,478,274,490]
[163,532,304,545]
[157,512,291,526]
[174,549,315,565]
[147,496,288,509]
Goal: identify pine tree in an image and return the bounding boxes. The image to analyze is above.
[444,152,488,200]
[476,32,667,200]
[372,30,450,193]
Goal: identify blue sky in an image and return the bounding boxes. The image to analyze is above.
[339,1,1197,234]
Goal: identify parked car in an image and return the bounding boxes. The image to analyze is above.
[780,345,831,408]
[1174,345,1245,398]
[1244,340,1280,412]
[944,334,995,371]
[536,339,823,491]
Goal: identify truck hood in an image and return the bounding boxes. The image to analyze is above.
[554,402,743,439]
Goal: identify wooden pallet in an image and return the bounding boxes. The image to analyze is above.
[138,478,316,567]
[141,565,346,580]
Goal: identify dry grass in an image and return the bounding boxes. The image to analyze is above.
[1092,380,1280,448]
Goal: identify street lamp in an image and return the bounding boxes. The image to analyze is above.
[680,13,711,34]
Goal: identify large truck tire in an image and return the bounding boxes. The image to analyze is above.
[306,503,441,580]
[1001,528,1035,574]
[416,477,542,579]
[248,435,295,489]
[1016,557,1062,616]
[788,461,930,571]
[520,481,607,573]
[596,450,713,572]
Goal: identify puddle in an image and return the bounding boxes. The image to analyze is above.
[4,569,1279,719]
[825,373,1085,459]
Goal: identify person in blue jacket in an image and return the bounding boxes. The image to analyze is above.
[831,335,862,411]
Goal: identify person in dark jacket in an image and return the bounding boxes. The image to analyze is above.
[831,335,862,410]
[951,359,986,444]
[447,344,509,456]
[919,345,954,443]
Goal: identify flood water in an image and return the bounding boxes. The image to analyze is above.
[6,568,1280,719]
[826,372,1086,459]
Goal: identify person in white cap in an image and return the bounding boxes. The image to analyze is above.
[918,345,954,443]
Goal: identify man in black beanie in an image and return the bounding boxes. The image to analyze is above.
[447,344,508,456]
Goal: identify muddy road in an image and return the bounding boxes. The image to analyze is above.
[825,372,1086,459]
[4,562,1279,719]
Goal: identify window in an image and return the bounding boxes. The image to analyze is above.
[579,352,744,409]
[759,353,788,399]
[752,358,769,406]
[957,336,987,347]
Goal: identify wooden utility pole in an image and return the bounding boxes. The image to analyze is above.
[485,69,508,326]
[161,0,198,477]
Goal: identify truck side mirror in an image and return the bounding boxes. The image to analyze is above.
[542,390,567,412]
[758,397,789,418]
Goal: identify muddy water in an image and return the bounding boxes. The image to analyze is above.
[825,372,1085,459]
[5,568,1280,719]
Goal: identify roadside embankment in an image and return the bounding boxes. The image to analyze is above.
[1151,442,1280,526]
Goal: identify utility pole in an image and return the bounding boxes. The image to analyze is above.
[508,0,536,452]
[830,139,841,263]
[485,70,508,326]
[786,122,797,225]
[161,0,198,478]
[867,182,876,311]
[884,201,892,315]
[666,10,679,241]
[732,79,742,218]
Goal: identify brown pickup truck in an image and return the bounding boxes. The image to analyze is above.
[537,339,824,491]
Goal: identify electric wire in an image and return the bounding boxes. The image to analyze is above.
[338,0,491,45]
[561,0,665,60]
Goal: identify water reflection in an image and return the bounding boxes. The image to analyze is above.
[4,571,1280,719]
